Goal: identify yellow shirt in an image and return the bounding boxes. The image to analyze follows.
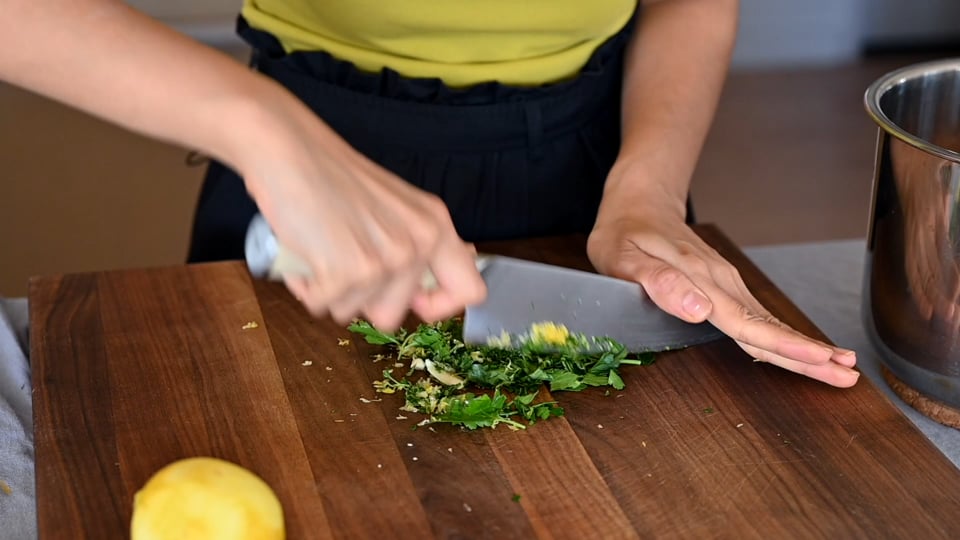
[241,1,637,87]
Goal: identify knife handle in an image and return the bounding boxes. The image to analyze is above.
[244,213,487,290]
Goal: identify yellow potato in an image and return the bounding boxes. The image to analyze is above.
[131,457,285,540]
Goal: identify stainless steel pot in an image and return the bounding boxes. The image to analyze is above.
[864,59,960,409]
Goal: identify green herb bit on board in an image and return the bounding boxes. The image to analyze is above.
[348,318,654,431]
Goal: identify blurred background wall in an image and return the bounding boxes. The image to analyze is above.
[2,0,960,296]
[123,0,960,67]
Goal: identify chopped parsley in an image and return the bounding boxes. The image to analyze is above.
[349,318,654,430]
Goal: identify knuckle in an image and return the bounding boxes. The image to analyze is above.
[763,312,785,328]
[723,265,745,286]
[379,242,417,272]
[646,265,684,295]
[745,309,767,325]
[408,222,441,255]
[733,304,761,342]
[678,253,710,277]
[421,193,451,219]
[351,259,384,286]
[606,256,639,281]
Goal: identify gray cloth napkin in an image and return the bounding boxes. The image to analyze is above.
[0,297,35,539]
[746,240,960,468]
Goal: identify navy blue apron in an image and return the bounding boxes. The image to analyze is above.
[186,12,690,263]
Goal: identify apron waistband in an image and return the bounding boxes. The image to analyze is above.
[237,15,634,153]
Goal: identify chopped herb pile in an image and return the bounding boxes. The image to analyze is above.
[348,318,655,431]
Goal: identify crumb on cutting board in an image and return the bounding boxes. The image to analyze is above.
[241,321,259,330]
[301,360,313,367]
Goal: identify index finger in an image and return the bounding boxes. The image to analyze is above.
[698,280,837,366]
[412,238,487,322]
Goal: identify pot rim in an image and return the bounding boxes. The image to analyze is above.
[864,57,960,163]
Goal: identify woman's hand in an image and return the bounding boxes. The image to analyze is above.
[590,1,857,387]
[0,1,486,332]
[236,103,486,332]
[587,168,860,388]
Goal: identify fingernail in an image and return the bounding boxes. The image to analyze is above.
[682,290,712,320]
[834,348,857,367]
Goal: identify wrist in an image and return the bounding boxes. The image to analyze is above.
[599,157,688,222]
[211,82,336,206]
[213,82,304,168]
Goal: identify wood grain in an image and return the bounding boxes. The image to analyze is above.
[30,273,126,538]
[30,225,960,539]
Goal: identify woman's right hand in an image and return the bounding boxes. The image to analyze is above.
[0,1,484,330]
[233,100,487,332]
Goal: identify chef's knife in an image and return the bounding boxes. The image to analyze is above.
[465,255,724,353]
[244,214,725,352]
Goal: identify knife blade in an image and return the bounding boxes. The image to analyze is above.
[464,255,724,353]
[244,213,725,352]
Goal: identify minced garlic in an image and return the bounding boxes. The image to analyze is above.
[529,322,571,347]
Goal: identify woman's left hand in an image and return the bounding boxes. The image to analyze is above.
[586,181,860,388]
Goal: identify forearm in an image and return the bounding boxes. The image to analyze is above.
[608,0,738,213]
[0,1,310,176]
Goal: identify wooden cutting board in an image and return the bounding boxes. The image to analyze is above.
[29,225,960,539]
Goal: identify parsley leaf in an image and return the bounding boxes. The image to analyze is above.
[433,391,525,430]
[350,318,655,431]
[607,370,625,391]
[548,371,583,392]
[348,320,401,346]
